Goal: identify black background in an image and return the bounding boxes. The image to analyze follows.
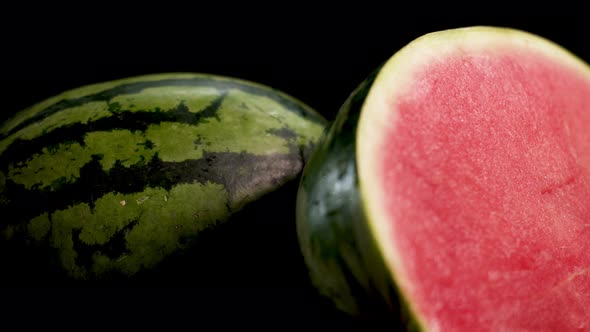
[4,11,589,125]
[1,8,587,330]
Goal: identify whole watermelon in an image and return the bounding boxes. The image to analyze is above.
[0,73,327,283]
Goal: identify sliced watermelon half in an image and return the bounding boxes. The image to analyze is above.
[296,26,590,331]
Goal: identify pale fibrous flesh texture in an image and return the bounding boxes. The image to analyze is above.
[358,27,590,331]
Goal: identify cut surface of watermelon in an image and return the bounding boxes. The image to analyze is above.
[357,27,590,331]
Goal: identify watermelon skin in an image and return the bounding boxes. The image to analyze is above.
[297,26,590,331]
[0,73,327,282]
[296,69,418,328]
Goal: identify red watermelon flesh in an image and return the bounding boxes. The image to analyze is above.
[358,27,590,331]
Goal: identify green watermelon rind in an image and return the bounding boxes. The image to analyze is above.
[295,67,425,330]
[1,72,328,281]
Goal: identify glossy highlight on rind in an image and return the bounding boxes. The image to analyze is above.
[1,73,327,281]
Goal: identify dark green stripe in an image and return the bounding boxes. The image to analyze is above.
[3,77,324,138]
[72,218,140,271]
[0,95,224,170]
[1,148,303,229]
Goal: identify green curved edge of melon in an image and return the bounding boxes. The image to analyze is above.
[1,72,325,135]
[295,68,424,330]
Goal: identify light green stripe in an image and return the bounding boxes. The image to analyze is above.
[8,129,154,190]
[109,86,220,113]
[7,88,325,190]
[85,130,156,170]
[28,212,51,241]
[0,101,110,156]
[8,143,92,190]
[0,86,222,157]
[1,73,217,135]
[146,89,325,162]
[39,181,228,278]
